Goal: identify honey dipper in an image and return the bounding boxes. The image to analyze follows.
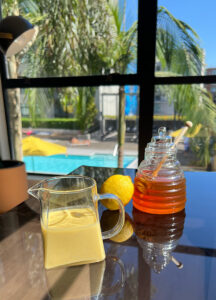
[152,121,193,178]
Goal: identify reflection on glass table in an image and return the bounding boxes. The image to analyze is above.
[45,256,125,299]
[132,207,185,273]
[1,166,216,299]
[100,206,185,274]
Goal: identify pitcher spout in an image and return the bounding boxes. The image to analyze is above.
[28,182,42,200]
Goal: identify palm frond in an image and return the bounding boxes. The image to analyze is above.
[157,6,203,76]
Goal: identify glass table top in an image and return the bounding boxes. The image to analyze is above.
[0,166,216,300]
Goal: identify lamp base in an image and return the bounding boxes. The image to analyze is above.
[0,160,28,214]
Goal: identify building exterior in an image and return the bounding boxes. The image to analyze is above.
[205,68,216,104]
[97,85,139,138]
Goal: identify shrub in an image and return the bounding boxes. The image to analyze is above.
[22,118,80,130]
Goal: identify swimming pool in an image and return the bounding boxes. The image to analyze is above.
[24,154,137,174]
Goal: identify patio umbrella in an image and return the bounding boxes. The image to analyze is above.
[170,124,202,138]
[22,136,67,156]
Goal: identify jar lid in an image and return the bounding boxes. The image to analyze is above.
[146,127,175,153]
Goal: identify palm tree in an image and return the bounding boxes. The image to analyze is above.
[109,4,216,168]
[156,6,216,167]
[2,0,120,157]
[107,0,137,167]
[3,1,215,167]
[69,0,118,132]
[157,6,203,76]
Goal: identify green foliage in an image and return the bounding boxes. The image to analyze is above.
[156,6,216,167]
[105,1,137,74]
[76,87,98,132]
[12,0,118,132]
[157,6,203,76]
[3,0,137,136]
[4,1,215,168]
[190,131,212,167]
[79,97,98,132]
[60,88,78,117]
[23,88,53,127]
[22,118,80,129]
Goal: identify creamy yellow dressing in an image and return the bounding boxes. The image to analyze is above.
[41,207,105,269]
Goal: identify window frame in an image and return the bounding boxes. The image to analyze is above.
[1,0,216,165]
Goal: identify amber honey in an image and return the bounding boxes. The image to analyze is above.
[133,173,186,214]
[132,207,186,242]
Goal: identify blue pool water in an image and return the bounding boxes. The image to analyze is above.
[24,154,136,174]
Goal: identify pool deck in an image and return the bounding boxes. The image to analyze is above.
[41,137,205,171]
[26,127,205,172]
[42,137,136,155]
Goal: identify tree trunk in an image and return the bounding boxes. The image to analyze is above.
[118,86,126,168]
[3,1,23,160]
[7,56,23,160]
[54,89,65,117]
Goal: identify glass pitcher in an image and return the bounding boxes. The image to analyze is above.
[133,127,186,214]
[28,175,125,269]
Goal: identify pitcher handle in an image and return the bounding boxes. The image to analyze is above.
[101,256,125,295]
[98,193,125,240]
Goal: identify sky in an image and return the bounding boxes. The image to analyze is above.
[124,0,216,69]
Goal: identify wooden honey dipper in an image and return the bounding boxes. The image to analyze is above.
[171,256,183,269]
[152,121,193,178]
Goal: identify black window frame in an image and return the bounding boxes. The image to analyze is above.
[1,0,216,166]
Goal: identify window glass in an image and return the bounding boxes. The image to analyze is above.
[210,87,216,93]
[207,69,216,76]
[205,83,216,104]
[156,1,215,77]
[2,0,138,78]
[154,84,216,171]
[6,86,138,174]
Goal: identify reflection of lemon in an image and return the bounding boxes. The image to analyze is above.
[111,217,134,243]
[100,175,134,210]
[100,210,134,243]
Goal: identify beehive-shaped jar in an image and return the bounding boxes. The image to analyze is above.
[133,127,186,214]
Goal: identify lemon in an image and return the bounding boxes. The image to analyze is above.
[100,174,134,210]
[111,216,134,243]
[100,210,134,243]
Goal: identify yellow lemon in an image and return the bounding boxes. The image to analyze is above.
[100,210,134,243]
[111,216,134,243]
[100,174,134,210]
